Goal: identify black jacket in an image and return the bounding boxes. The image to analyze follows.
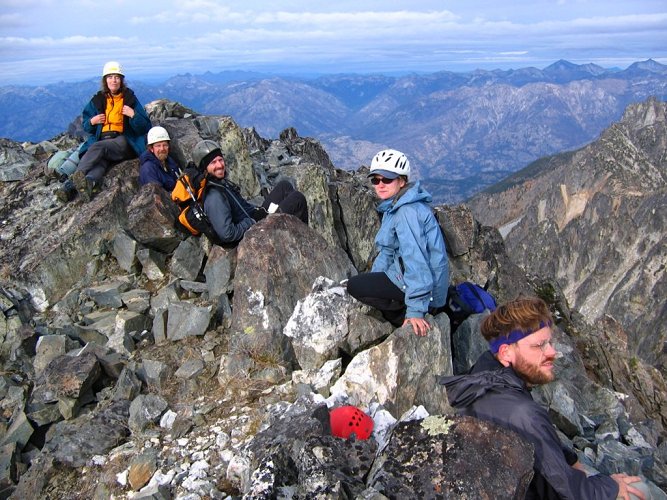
[440,351,619,499]
[203,179,256,245]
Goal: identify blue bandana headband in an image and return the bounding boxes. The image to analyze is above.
[488,320,552,354]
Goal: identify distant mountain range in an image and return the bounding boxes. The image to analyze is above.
[2,59,666,202]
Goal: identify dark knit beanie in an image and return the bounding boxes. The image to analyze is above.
[199,148,222,171]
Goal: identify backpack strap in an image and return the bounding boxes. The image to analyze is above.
[207,179,256,220]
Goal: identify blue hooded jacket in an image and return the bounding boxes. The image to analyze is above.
[80,87,151,158]
[371,181,448,318]
[138,150,182,191]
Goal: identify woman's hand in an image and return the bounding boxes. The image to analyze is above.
[403,317,430,337]
[611,473,645,500]
[122,105,135,118]
[91,114,105,126]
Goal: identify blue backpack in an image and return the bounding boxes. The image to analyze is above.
[445,281,497,330]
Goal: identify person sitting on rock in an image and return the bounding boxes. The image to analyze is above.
[346,149,448,337]
[139,126,182,191]
[191,139,308,246]
[56,61,151,203]
[440,297,648,500]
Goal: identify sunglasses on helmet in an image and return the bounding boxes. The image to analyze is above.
[370,177,396,185]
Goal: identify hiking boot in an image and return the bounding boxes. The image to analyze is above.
[70,170,87,193]
[84,178,101,201]
[71,171,101,202]
[55,179,76,203]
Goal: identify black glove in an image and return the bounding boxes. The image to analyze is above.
[252,207,268,222]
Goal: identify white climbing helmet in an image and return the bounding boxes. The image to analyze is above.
[147,126,170,146]
[102,61,124,77]
[369,149,410,179]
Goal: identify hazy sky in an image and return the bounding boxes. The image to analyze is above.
[1,0,666,86]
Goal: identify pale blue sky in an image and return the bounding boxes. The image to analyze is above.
[1,0,666,85]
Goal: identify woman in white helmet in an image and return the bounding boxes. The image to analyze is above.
[56,61,151,202]
[139,126,182,191]
[347,149,449,336]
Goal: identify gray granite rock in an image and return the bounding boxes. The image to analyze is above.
[121,289,151,314]
[33,335,67,376]
[0,411,33,450]
[137,359,170,390]
[128,394,169,434]
[169,238,205,281]
[175,359,204,380]
[203,245,236,298]
[113,366,142,402]
[0,442,18,496]
[137,247,168,282]
[43,400,131,467]
[166,302,212,341]
[111,230,139,273]
[126,183,182,253]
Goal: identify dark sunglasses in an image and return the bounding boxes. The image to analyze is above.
[370,177,396,185]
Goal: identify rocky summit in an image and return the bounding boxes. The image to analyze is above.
[0,99,666,499]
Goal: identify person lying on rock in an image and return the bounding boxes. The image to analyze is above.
[139,126,182,191]
[440,297,648,500]
[346,149,448,337]
[191,139,308,246]
[56,61,151,203]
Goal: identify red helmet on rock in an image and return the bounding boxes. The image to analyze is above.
[329,405,374,440]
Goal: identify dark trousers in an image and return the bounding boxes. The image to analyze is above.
[76,135,134,182]
[261,180,309,224]
[347,272,406,326]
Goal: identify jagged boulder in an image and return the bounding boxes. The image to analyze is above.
[144,99,197,124]
[282,162,341,251]
[216,116,261,199]
[221,214,356,382]
[284,277,394,372]
[451,312,491,375]
[31,352,101,419]
[280,127,336,171]
[330,313,452,417]
[41,399,130,467]
[125,183,182,253]
[367,415,535,498]
[332,177,379,271]
[435,204,477,257]
[0,139,34,181]
[277,162,380,271]
[283,279,352,371]
[7,161,138,310]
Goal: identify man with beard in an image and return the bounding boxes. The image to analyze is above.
[440,297,646,499]
[139,126,182,191]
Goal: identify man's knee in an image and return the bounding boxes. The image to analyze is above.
[274,179,294,193]
[279,191,308,224]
